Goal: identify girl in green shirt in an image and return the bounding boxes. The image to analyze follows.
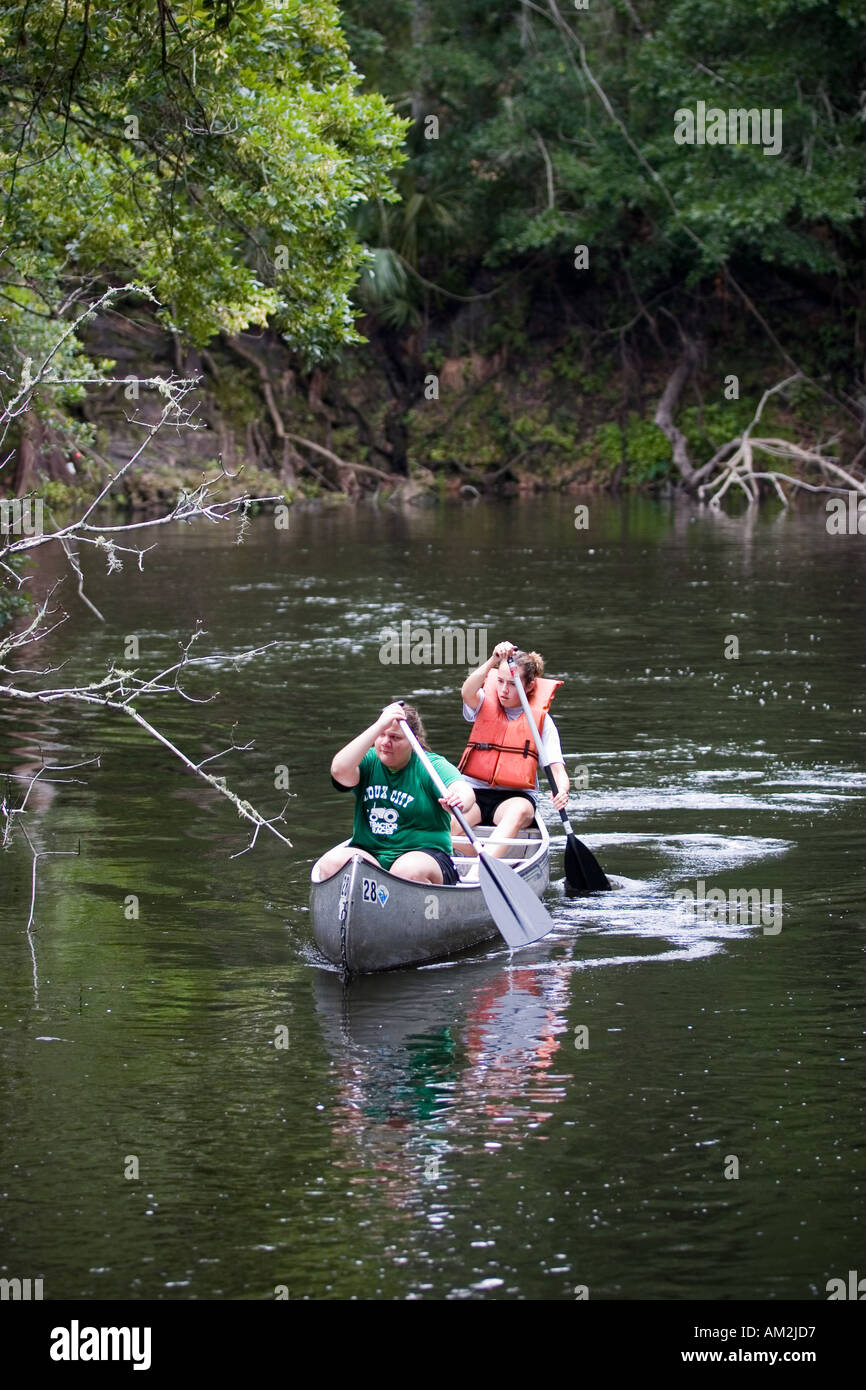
[314,702,475,885]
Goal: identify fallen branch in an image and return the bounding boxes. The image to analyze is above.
[284,432,393,483]
[0,285,297,951]
[693,375,866,506]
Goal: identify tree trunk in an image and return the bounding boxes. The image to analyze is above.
[655,340,701,488]
[12,411,38,494]
[410,2,431,127]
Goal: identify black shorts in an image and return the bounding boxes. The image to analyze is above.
[471,787,536,825]
[416,847,460,886]
[349,843,459,886]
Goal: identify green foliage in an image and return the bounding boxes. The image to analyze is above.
[0,1,407,357]
[679,401,754,460]
[512,415,578,455]
[624,419,675,484]
[591,416,673,484]
[355,246,417,329]
[38,480,85,511]
[551,345,586,383]
[341,0,865,388]
[476,289,531,357]
[592,422,626,479]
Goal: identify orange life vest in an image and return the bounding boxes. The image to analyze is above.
[458,672,563,789]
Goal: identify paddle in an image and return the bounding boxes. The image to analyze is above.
[395,709,555,952]
[508,659,611,895]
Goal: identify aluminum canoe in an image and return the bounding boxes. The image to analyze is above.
[310,816,550,974]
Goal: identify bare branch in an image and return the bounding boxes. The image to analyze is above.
[0,637,292,849]
[1,283,296,955]
[533,130,555,210]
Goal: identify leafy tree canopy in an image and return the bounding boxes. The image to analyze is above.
[0,0,407,356]
[341,0,866,318]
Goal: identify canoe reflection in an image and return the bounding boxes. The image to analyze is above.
[313,956,572,1189]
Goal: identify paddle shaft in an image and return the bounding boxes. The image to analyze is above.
[508,659,611,892]
[506,662,577,835]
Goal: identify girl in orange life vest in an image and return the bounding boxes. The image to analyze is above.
[453,641,570,869]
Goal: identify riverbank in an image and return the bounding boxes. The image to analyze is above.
[4,290,851,514]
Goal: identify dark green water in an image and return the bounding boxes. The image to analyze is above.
[1,495,864,1300]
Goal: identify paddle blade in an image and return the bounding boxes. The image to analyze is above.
[478,852,555,950]
[564,831,611,895]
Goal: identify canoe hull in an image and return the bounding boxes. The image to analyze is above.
[310,820,549,974]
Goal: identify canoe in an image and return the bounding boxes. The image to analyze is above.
[310,816,550,975]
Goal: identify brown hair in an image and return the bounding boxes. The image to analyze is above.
[398,702,429,749]
[511,649,544,687]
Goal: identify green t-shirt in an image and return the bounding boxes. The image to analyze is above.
[336,748,463,870]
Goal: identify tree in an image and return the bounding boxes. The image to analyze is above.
[0,0,408,493]
[337,0,866,494]
[341,2,865,366]
[1,0,406,350]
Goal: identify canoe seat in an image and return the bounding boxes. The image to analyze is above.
[452,824,541,881]
[452,828,540,859]
[453,855,528,865]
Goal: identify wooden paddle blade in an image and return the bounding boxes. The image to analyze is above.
[479,851,555,950]
[564,832,611,895]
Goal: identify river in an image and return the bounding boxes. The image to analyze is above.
[0,494,863,1300]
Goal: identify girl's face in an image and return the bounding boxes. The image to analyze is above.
[494,660,533,708]
[375,721,412,769]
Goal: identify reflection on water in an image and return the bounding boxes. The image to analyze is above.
[313,957,575,1275]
